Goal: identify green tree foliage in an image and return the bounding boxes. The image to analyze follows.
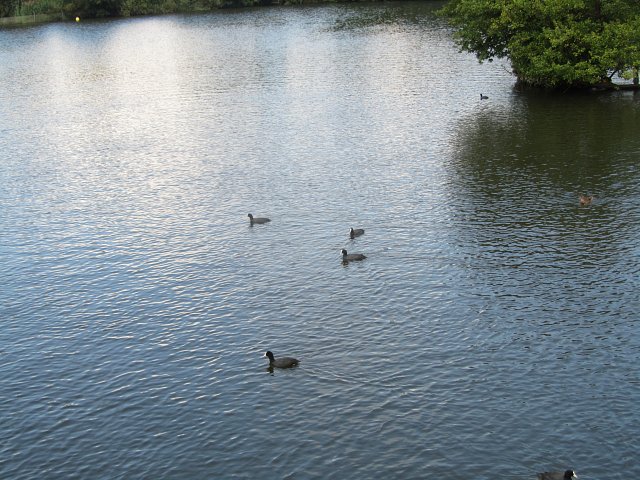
[1,0,65,17]
[441,0,640,89]
[0,0,18,16]
[63,0,120,16]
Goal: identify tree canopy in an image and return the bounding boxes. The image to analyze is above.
[440,0,640,89]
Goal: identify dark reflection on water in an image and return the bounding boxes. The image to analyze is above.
[1,3,639,480]
[331,0,445,31]
[447,91,640,276]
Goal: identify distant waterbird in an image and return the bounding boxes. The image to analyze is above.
[248,213,271,225]
[480,93,489,100]
[264,351,299,369]
[579,194,593,206]
[537,470,577,480]
[349,228,364,239]
[341,249,366,262]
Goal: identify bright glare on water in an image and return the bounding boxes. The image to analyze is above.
[1,2,639,479]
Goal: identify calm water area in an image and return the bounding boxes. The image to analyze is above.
[1,2,639,478]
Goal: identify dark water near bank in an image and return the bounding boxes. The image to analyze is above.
[1,3,639,479]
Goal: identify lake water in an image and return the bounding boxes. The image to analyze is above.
[1,2,639,479]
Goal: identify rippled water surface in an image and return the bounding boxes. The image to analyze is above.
[1,2,639,479]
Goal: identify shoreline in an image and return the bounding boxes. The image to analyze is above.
[0,0,370,28]
[0,13,66,27]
